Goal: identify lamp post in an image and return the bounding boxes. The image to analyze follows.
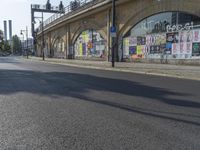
[20,26,28,59]
[111,0,116,67]
[20,32,24,55]
[42,12,45,61]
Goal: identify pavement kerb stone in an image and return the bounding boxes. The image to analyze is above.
[24,57,200,81]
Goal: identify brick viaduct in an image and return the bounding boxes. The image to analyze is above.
[36,0,200,60]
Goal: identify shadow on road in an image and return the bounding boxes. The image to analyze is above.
[0,69,200,126]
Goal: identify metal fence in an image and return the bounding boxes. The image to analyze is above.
[37,0,108,32]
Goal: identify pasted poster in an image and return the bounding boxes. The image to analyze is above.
[165,42,172,54]
[180,43,186,54]
[160,44,166,54]
[146,35,151,46]
[137,36,146,45]
[179,31,187,43]
[137,45,144,55]
[179,31,192,55]
[129,46,137,55]
[129,37,137,46]
[186,31,193,43]
[192,42,200,56]
[82,31,86,43]
[172,43,180,55]
[123,38,129,56]
[150,45,161,54]
[186,42,192,55]
[79,43,83,56]
[151,35,156,45]
[155,34,166,45]
[166,32,179,43]
[193,30,200,43]
[82,43,87,55]
[148,34,156,45]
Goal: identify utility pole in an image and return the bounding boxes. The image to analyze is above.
[26,26,28,59]
[42,12,45,61]
[111,0,116,67]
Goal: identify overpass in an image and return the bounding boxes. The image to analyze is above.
[35,0,200,62]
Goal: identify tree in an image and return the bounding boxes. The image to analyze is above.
[0,30,4,53]
[12,35,22,54]
[0,30,11,55]
[3,40,11,52]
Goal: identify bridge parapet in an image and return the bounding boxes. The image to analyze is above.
[37,0,109,33]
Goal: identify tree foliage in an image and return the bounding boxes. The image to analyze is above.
[12,35,22,54]
[0,30,11,54]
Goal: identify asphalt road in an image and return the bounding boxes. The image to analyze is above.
[0,56,200,150]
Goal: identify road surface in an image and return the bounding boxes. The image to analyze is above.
[0,57,200,150]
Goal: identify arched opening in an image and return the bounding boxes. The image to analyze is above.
[73,29,107,59]
[52,38,65,58]
[122,12,200,60]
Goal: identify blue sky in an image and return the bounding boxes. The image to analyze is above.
[0,0,70,38]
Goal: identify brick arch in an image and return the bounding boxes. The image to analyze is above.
[51,36,61,49]
[71,21,107,45]
[118,0,200,39]
[51,31,66,48]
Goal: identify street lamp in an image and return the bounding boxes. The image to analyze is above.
[20,32,24,55]
[111,0,116,67]
[42,12,45,61]
[21,26,28,59]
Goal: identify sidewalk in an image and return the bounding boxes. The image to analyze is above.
[27,56,200,81]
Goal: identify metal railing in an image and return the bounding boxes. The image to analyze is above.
[37,0,108,32]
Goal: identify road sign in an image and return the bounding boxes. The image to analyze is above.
[110,26,117,37]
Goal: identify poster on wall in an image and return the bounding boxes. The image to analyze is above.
[192,42,200,56]
[82,43,87,55]
[129,46,137,55]
[193,30,200,42]
[166,32,179,43]
[123,38,129,56]
[129,37,137,46]
[150,45,161,54]
[146,35,151,46]
[137,45,145,55]
[78,36,83,43]
[149,35,157,45]
[137,36,146,45]
[165,42,172,54]
[79,43,83,56]
[172,43,180,55]
[180,43,186,54]
[186,31,193,43]
[186,42,192,55]
[160,44,166,54]
[155,34,166,45]
[82,32,86,43]
[179,31,187,43]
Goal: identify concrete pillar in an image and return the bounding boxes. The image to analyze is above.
[67,24,73,59]
[64,25,68,59]
[48,33,52,57]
